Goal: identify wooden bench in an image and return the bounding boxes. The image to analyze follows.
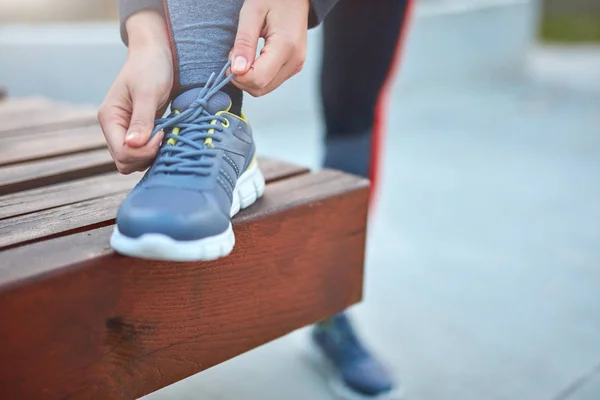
[0,97,369,399]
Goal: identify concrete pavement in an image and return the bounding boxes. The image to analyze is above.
[1,2,598,398]
[146,43,600,400]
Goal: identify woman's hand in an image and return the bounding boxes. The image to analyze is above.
[229,0,310,97]
[98,10,173,174]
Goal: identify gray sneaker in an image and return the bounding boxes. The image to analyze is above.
[110,64,265,261]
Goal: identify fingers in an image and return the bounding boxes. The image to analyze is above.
[119,131,164,174]
[232,34,299,97]
[230,0,308,97]
[97,32,174,175]
[125,91,161,147]
[231,0,266,75]
[98,96,163,175]
[255,58,305,96]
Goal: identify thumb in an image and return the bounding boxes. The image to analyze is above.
[125,92,159,148]
[231,1,265,75]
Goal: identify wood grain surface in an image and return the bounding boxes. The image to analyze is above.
[0,159,310,249]
[0,170,369,400]
[0,97,368,400]
[0,149,116,195]
[0,125,107,167]
[0,172,142,221]
[0,106,98,137]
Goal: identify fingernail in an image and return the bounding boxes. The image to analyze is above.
[125,131,140,142]
[233,56,247,72]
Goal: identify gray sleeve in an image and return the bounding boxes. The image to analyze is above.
[117,0,339,45]
[117,0,165,46]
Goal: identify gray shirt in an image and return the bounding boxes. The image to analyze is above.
[117,0,339,45]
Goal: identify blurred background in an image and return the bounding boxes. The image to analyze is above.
[1,0,599,399]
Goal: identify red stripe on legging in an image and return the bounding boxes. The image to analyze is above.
[369,0,415,206]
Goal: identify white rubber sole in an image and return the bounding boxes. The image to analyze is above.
[110,162,266,262]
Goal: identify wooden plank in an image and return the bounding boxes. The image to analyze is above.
[258,157,311,183]
[0,172,142,221]
[0,170,369,400]
[0,98,56,117]
[0,125,107,167]
[0,107,98,137]
[0,158,310,249]
[0,142,308,197]
[0,158,308,221]
[0,149,115,196]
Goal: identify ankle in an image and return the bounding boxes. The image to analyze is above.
[221,83,243,116]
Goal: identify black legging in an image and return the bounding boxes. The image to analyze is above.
[320,0,413,185]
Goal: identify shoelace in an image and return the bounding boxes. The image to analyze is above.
[150,61,234,176]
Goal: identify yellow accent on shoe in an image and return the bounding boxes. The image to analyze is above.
[166,110,181,146]
[246,154,257,171]
[238,111,249,124]
[205,110,232,147]
[204,98,234,147]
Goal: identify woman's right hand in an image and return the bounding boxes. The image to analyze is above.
[98,10,174,174]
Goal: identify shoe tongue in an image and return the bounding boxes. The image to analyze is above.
[171,88,231,114]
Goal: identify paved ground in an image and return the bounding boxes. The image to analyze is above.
[141,42,600,400]
[2,3,599,398]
